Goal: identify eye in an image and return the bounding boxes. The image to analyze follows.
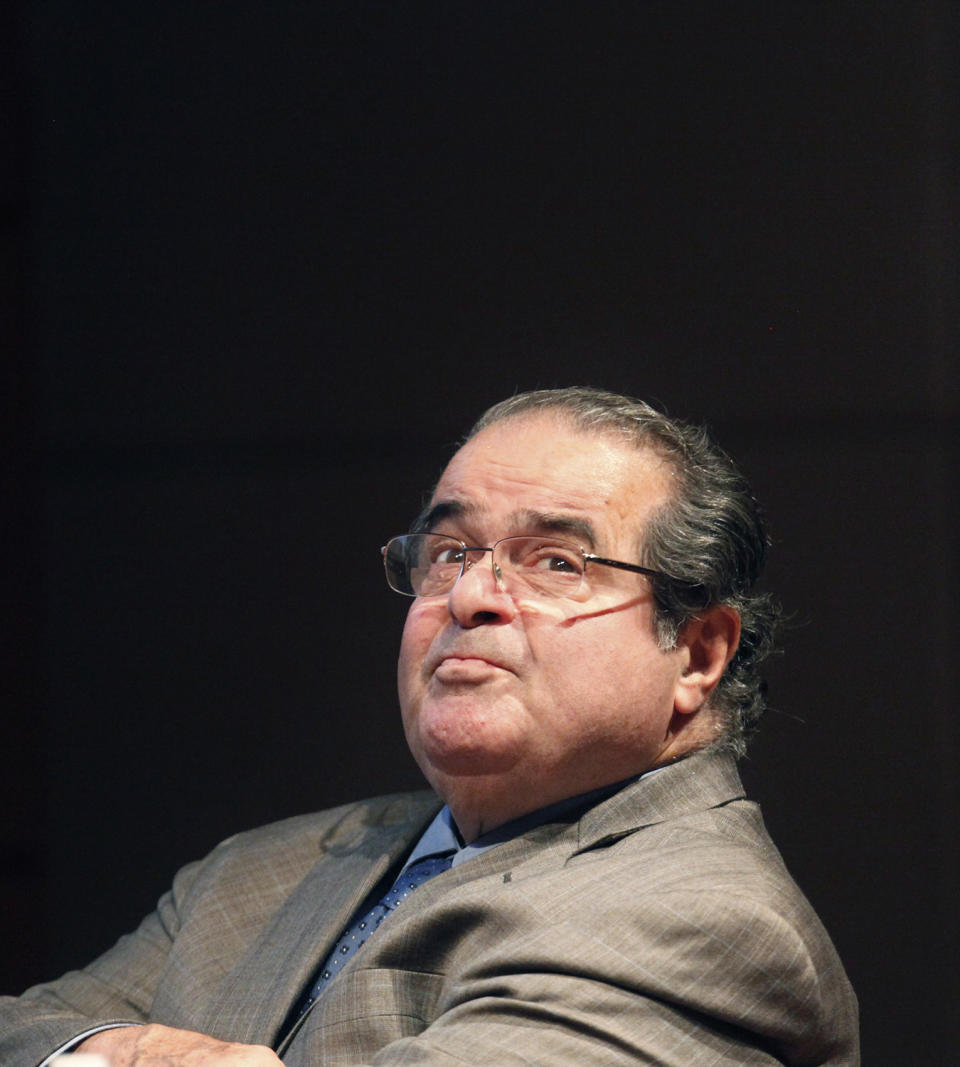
[539,553,577,572]
[519,541,584,576]
[423,536,466,567]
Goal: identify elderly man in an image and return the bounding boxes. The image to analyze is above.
[1,388,859,1064]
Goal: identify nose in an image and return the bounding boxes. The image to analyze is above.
[446,549,517,627]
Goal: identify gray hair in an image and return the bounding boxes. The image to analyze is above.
[467,387,781,756]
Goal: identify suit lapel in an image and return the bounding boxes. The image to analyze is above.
[198,794,441,1046]
[576,748,746,851]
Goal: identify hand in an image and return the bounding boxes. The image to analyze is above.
[77,1024,283,1066]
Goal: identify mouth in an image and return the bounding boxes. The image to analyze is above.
[428,644,518,678]
[431,653,513,682]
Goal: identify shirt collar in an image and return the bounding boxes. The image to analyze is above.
[404,768,666,872]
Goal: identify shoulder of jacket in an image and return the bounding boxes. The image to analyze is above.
[211,789,441,857]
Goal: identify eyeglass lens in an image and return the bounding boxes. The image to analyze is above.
[384,534,586,598]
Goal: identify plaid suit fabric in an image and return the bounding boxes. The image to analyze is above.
[1,749,859,1065]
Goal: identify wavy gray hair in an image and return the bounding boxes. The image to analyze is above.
[466,387,781,756]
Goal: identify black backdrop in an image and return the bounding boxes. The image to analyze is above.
[2,5,958,1063]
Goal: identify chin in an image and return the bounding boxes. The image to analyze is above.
[403,692,532,789]
[408,721,525,784]
[417,735,522,777]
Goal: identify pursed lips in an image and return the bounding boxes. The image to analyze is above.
[427,648,516,677]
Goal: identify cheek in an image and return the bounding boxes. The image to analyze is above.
[545,616,674,709]
[397,604,440,704]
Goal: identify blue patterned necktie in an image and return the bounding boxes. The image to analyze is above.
[300,852,454,1014]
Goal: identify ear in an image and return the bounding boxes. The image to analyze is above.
[673,605,741,715]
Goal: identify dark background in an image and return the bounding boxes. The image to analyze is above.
[2,4,957,1063]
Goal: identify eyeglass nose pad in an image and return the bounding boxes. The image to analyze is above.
[458,551,485,583]
[456,549,504,594]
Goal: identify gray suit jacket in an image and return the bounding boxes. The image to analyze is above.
[0,750,859,1065]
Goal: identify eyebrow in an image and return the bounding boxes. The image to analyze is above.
[418,499,469,531]
[419,501,599,551]
[518,511,599,550]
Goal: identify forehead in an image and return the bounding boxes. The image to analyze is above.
[429,413,675,545]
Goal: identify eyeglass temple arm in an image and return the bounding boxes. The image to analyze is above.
[585,555,663,579]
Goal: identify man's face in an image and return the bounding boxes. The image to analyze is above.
[397,413,693,839]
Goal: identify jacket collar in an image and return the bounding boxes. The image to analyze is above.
[575,746,745,852]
